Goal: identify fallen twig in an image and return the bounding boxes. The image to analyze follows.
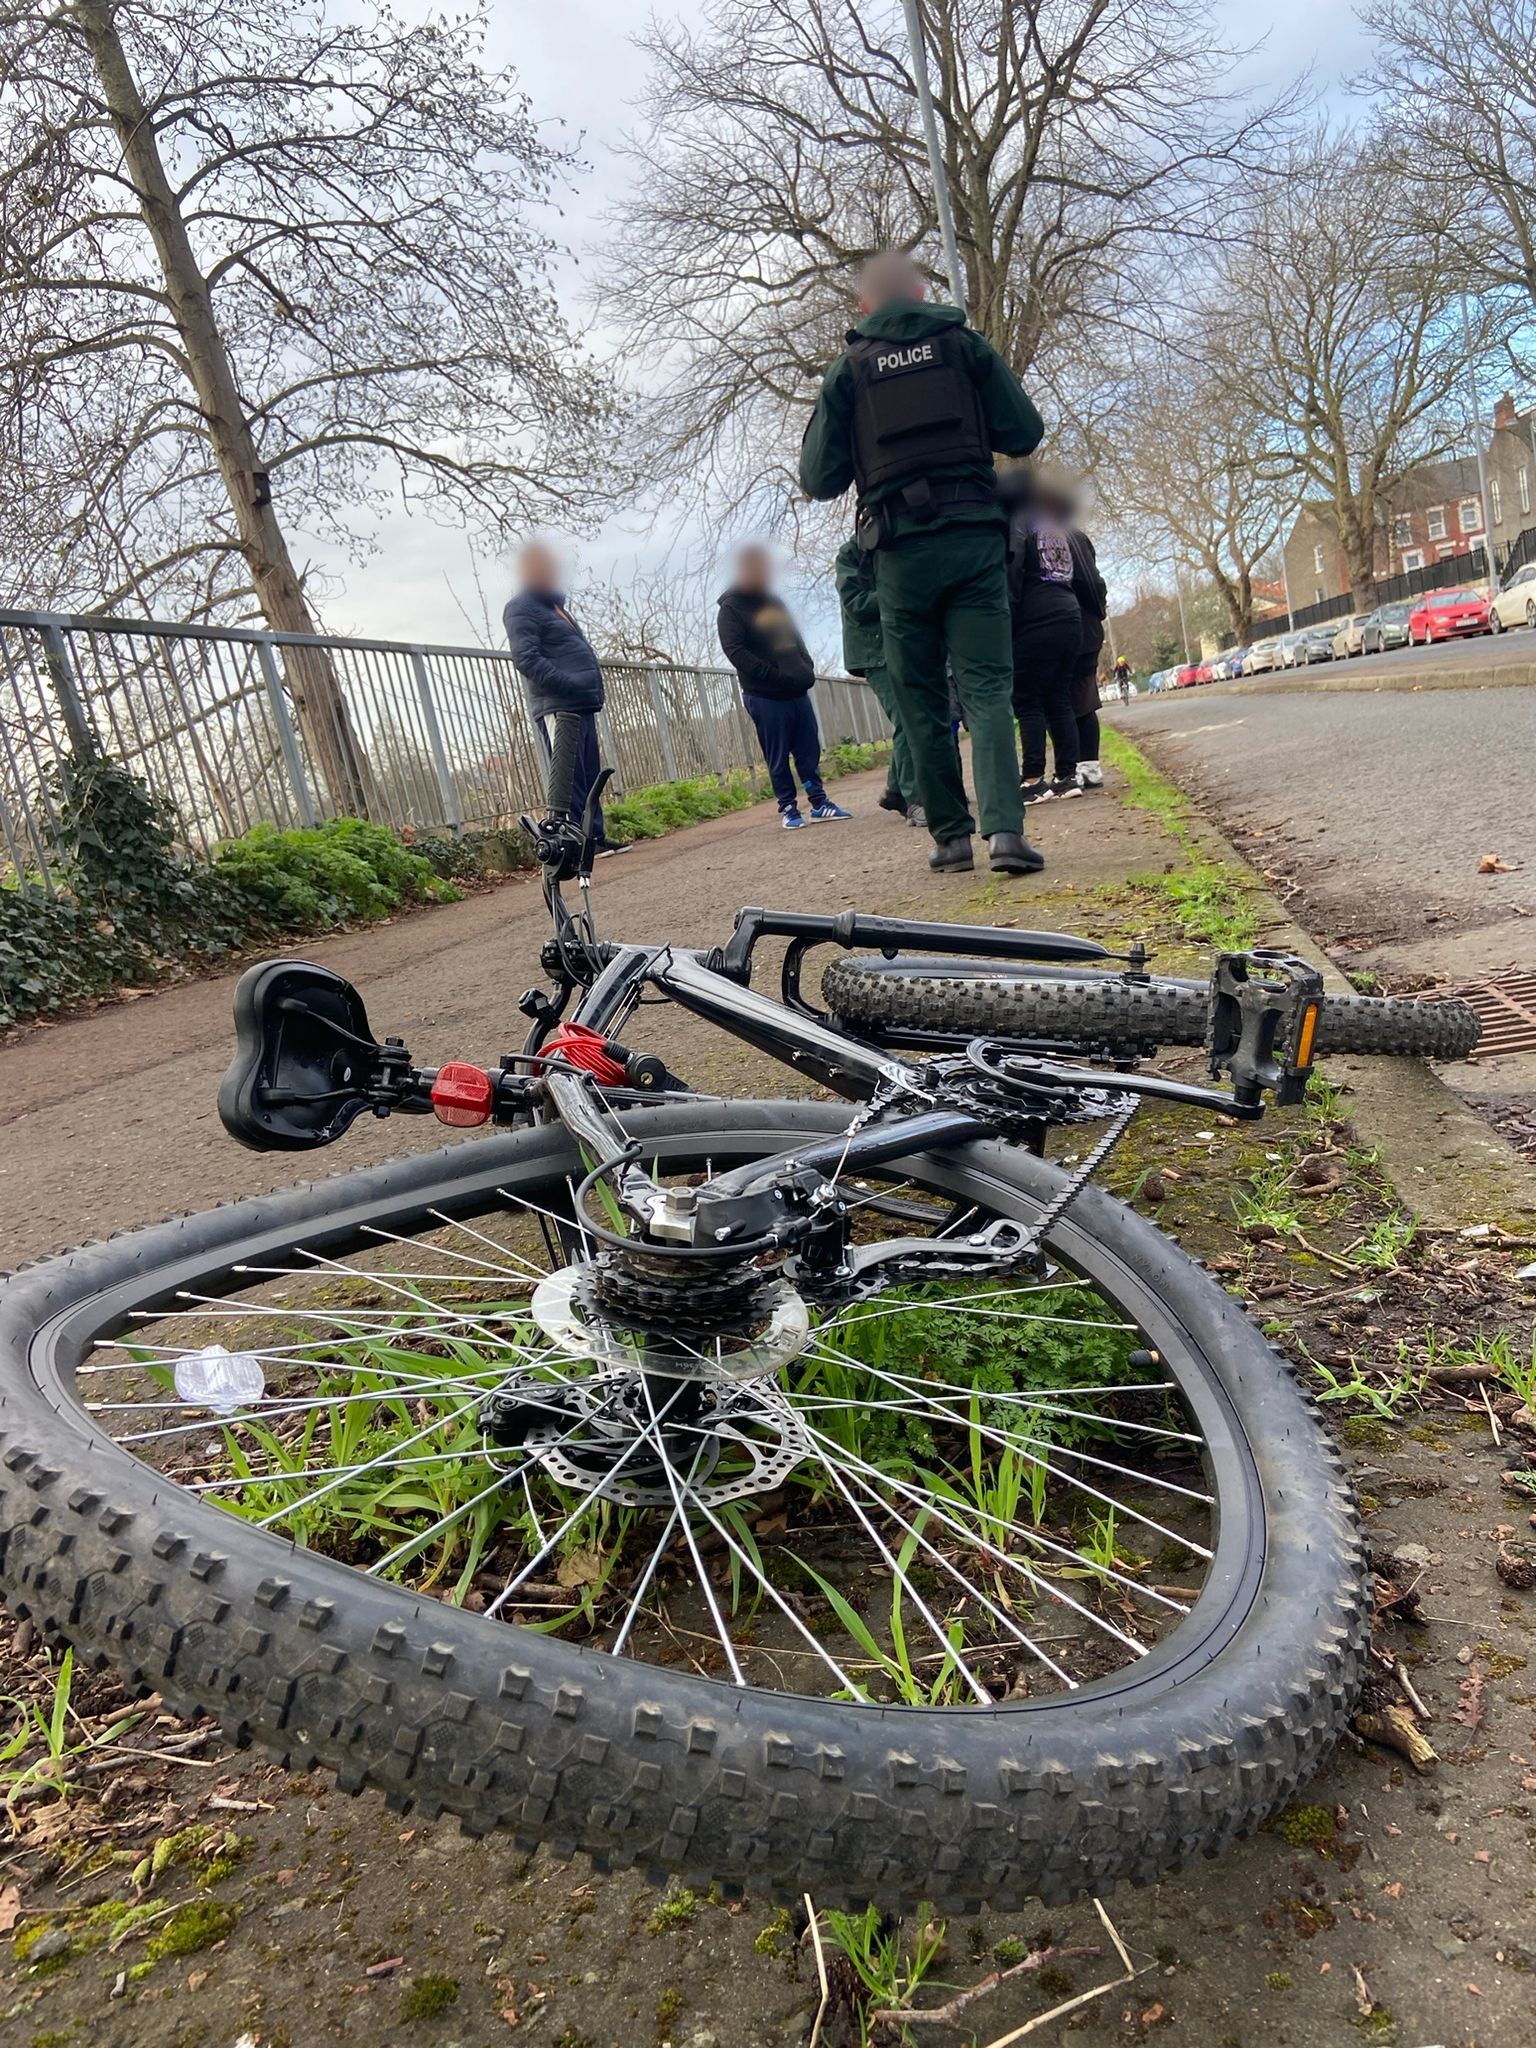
[804,1892,829,2048]
[871,1944,1098,2027]
[1481,1383,1503,1447]
[1355,1703,1439,1772]
[978,1899,1141,2048]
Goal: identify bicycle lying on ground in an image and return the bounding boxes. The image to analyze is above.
[0,793,1479,1914]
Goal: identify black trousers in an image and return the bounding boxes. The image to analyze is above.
[743,691,825,813]
[540,711,606,843]
[1011,605,1083,781]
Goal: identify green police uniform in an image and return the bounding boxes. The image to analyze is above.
[834,538,918,811]
[800,302,1043,846]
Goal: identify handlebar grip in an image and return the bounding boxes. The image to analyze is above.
[545,710,584,819]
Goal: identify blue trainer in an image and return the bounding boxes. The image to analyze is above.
[808,800,851,822]
[781,807,806,829]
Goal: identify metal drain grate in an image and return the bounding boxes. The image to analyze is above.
[1429,970,1536,1057]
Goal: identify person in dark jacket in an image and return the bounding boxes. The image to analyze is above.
[1001,469,1083,803]
[1068,522,1109,789]
[503,542,624,857]
[717,546,850,829]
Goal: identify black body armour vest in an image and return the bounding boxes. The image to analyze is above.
[847,326,991,501]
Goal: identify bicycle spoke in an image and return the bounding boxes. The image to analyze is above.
[806,1440,1077,1689]
[784,1404,1174,1645]
[633,1373,745,1685]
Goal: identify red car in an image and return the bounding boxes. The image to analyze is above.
[1172,663,1203,688]
[1408,588,1491,643]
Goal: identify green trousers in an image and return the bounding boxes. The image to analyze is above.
[872,524,1022,841]
[863,661,918,808]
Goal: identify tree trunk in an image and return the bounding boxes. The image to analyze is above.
[72,0,373,818]
[1337,505,1378,610]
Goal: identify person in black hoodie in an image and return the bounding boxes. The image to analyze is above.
[717,546,850,829]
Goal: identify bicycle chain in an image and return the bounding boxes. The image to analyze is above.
[1021,1098,1139,1250]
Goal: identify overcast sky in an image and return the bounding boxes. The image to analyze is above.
[305,0,1377,659]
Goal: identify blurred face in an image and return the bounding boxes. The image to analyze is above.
[858,250,925,315]
[734,546,771,594]
[518,542,561,594]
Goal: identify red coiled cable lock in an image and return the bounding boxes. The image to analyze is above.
[538,1022,629,1088]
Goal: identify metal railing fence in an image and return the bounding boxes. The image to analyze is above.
[0,609,889,893]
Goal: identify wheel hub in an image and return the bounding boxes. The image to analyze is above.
[528,1258,811,1383]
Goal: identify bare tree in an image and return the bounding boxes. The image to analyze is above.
[0,0,621,805]
[577,562,721,669]
[601,0,1295,533]
[1218,127,1490,608]
[1103,338,1291,642]
[1360,0,1536,355]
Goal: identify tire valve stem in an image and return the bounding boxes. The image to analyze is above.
[1128,1348,1162,1370]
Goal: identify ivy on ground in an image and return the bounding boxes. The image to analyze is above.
[2,752,460,1030]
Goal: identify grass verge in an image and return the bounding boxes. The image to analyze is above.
[1100,727,1262,952]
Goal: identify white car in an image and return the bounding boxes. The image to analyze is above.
[1332,612,1373,658]
[1490,561,1536,632]
[1246,637,1283,674]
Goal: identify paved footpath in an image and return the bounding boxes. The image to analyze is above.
[0,766,1153,1268]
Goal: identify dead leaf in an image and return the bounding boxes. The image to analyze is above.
[1455,1666,1488,1732]
[0,1884,20,1933]
[1478,854,1519,874]
[556,1546,603,1590]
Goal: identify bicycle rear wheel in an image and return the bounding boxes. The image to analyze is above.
[0,1100,1367,1911]
[823,955,1482,1061]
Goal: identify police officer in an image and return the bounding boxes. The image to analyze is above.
[800,250,1046,876]
[834,537,924,827]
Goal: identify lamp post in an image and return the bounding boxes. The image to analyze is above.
[1460,293,1494,575]
[1172,562,1192,663]
[900,0,967,314]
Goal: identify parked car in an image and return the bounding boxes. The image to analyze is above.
[1293,626,1337,665]
[1359,601,1413,655]
[1225,645,1252,676]
[1171,663,1202,687]
[1490,561,1536,633]
[1276,630,1309,669]
[1407,588,1492,643]
[1245,637,1283,674]
[1332,612,1374,658]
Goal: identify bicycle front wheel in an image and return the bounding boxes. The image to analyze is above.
[0,1100,1367,1911]
[823,955,1482,1061]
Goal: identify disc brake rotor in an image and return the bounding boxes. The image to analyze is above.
[507,1370,811,1508]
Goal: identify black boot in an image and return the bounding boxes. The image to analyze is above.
[928,835,975,874]
[877,785,907,816]
[988,832,1045,875]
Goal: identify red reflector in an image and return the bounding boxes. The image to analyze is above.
[430,1061,494,1126]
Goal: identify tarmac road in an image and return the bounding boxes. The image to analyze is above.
[1114,678,1536,975]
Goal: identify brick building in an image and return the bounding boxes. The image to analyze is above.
[1487,393,1536,560]
[1281,456,1491,609]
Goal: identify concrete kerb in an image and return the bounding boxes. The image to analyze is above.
[1115,749,1536,1238]
[1161,658,1536,702]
